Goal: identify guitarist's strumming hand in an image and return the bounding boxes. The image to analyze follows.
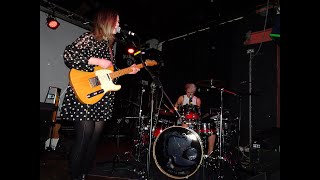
[88,57,113,69]
[128,64,140,74]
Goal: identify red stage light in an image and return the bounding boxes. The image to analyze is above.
[127,48,135,54]
[47,17,60,30]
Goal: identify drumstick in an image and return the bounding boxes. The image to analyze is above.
[163,103,171,111]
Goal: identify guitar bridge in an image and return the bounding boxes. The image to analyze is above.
[86,89,104,98]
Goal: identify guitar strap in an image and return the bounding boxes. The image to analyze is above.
[113,41,117,59]
[109,42,119,82]
[109,41,117,62]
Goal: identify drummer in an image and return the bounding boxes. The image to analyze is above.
[173,83,216,156]
[174,83,201,122]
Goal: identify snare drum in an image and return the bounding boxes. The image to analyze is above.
[153,126,204,179]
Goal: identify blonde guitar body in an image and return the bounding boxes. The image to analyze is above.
[69,59,157,104]
[69,66,120,105]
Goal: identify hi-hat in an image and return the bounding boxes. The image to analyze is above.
[196,79,225,89]
[209,108,230,113]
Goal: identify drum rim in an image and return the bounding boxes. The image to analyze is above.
[152,126,204,179]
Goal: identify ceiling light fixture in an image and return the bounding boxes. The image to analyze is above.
[47,15,60,30]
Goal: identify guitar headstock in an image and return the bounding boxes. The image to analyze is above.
[145,59,158,67]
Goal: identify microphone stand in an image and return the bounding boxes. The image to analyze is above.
[147,82,156,179]
[136,85,146,162]
[131,34,153,179]
[131,33,181,179]
[138,57,181,180]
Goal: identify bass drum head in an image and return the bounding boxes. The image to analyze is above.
[153,126,204,179]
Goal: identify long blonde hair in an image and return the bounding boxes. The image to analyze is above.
[92,8,118,47]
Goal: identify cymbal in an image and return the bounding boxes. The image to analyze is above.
[237,93,260,96]
[210,108,230,112]
[210,115,229,120]
[209,108,230,113]
[196,79,225,88]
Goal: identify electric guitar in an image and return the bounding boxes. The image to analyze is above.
[69,59,158,104]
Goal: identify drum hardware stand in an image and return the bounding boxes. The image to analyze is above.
[134,47,155,179]
[146,82,156,179]
[237,95,242,151]
[135,85,146,162]
[209,84,239,179]
[122,116,148,163]
[140,57,181,179]
[207,86,226,179]
[97,116,146,179]
[117,116,149,180]
[111,120,125,173]
[118,84,149,178]
[127,35,158,179]
[95,117,132,174]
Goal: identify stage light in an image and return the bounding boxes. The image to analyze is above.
[47,16,60,30]
[127,48,135,54]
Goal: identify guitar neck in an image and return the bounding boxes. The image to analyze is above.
[109,63,144,79]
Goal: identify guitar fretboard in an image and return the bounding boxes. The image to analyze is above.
[109,63,145,79]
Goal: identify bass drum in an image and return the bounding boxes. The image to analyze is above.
[153,126,204,179]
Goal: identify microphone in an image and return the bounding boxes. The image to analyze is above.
[189,96,193,104]
[116,27,136,36]
[121,29,136,36]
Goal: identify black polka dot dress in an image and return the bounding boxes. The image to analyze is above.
[60,32,117,122]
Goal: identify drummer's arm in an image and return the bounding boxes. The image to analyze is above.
[174,96,184,111]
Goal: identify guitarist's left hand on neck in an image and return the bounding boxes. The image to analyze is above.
[128,64,140,74]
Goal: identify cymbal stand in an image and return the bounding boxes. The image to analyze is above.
[213,86,240,179]
[142,65,181,180]
[119,86,148,179]
[111,120,123,173]
[146,82,156,179]
[216,88,225,179]
[97,117,137,175]
[95,119,122,172]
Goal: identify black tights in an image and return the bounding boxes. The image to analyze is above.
[70,121,105,179]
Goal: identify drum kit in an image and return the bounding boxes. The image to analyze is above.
[126,79,242,179]
[152,107,240,179]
